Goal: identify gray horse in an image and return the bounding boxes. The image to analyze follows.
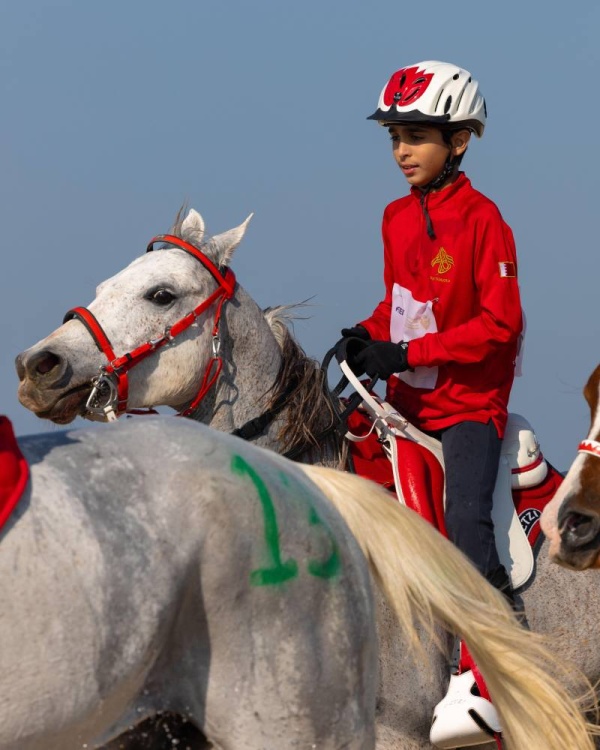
[1,417,375,749]
[15,208,600,748]
[0,415,593,750]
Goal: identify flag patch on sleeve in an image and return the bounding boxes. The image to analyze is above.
[498,261,516,278]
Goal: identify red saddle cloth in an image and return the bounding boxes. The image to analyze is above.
[0,416,29,531]
[347,410,448,534]
[346,410,561,549]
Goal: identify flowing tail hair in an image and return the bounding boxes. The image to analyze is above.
[300,464,598,750]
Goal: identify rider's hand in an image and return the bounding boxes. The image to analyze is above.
[340,325,371,341]
[352,340,411,380]
[334,325,371,369]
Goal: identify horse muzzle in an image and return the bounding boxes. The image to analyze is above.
[15,347,92,423]
[556,503,600,569]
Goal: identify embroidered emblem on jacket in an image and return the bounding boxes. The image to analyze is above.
[498,261,516,278]
[431,247,454,274]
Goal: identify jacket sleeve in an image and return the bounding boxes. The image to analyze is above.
[357,208,394,340]
[409,210,523,367]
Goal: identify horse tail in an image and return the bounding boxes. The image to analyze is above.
[300,464,597,750]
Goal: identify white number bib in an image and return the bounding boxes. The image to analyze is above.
[391,283,438,389]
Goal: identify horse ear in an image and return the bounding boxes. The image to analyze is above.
[206,214,254,267]
[180,209,206,245]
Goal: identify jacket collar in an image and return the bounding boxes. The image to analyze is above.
[410,171,470,207]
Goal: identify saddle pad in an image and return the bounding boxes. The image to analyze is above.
[512,462,563,549]
[0,416,29,531]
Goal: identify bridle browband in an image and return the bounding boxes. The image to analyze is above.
[64,234,236,421]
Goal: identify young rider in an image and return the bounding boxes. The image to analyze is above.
[338,60,523,745]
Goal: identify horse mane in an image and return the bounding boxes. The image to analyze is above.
[263,305,342,461]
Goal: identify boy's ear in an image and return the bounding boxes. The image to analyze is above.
[450,129,471,156]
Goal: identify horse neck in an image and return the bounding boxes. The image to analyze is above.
[186,287,343,466]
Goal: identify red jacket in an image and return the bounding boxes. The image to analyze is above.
[359,173,522,438]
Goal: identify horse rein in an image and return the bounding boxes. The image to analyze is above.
[63,234,236,421]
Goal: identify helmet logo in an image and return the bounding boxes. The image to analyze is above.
[383,66,433,108]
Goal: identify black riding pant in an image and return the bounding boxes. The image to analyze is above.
[438,420,503,578]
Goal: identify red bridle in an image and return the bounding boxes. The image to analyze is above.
[64,234,236,421]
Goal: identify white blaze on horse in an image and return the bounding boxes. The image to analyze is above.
[16,207,600,748]
[541,363,600,569]
[0,415,595,750]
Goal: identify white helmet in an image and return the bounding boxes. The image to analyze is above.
[367,60,486,137]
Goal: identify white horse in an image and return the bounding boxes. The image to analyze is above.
[0,415,595,750]
[16,208,600,748]
[541,362,600,569]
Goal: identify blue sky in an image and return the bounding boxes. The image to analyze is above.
[2,1,599,470]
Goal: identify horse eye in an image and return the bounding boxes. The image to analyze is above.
[148,289,176,306]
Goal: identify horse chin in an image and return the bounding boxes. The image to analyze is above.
[554,544,600,571]
[19,384,92,425]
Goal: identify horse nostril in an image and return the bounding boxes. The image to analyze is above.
[35,352,61,375]
[22,350,64,381]
[560,510,600,548]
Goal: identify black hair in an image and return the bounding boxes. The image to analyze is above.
[440,129,468,167]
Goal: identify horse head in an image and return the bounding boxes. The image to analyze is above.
[16,208,256,424]
[541,362,600,569]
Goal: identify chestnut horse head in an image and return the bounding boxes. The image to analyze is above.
[541,363,600,569]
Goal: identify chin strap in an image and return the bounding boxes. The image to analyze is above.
[418,156,459,239]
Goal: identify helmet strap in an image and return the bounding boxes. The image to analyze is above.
[422,156,457,193]
[418,152,459,239]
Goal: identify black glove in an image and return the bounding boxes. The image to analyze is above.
[340,325,371,341]
[334,325,371,363]
[351,340,411,380]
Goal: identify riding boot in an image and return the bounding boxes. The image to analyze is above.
[485,563,529,629]
[485,564,514,603]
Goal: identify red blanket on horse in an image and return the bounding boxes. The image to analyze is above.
[0,417,29,530]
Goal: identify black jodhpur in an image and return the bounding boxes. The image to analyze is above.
[438,420,510,592]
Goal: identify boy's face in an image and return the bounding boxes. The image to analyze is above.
[387,124,470,189]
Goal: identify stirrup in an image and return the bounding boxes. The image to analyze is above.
[430,670,502,748]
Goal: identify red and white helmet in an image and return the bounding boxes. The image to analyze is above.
[367,60,486,137]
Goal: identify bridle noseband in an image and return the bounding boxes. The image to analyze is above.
[64,234,236,422]
[579,439,600,459]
